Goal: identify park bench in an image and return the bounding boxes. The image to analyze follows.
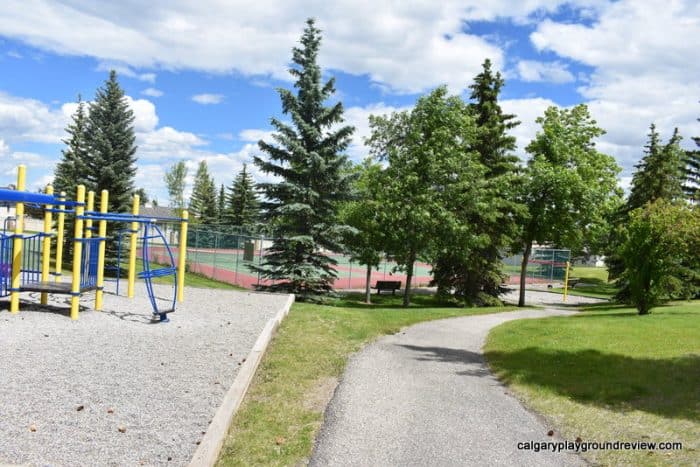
[567,277,582,288]
[373,280,402,295]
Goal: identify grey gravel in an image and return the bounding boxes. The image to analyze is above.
[311,308,587,467]
[500,286,607,306]
[0,283,290,466]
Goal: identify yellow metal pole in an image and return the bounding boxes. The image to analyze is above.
[54,192,66,283]
[95,190,108,310]
[9,165,26,314]
[70,185,85,320]
[177,210,189,302]
[563,260,570,303]
[85,191,94,240]
[40,185,54,305]
[127,194,140,298]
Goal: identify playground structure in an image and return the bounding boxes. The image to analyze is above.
[0,165,189,321]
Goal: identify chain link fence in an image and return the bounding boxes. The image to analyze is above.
[146,226,570,290]
[502,248,571,284]
[142,226,432,290]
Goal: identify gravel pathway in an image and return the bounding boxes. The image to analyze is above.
[500,287,606,306]
[0,284,290,466]
[311,307,587,467]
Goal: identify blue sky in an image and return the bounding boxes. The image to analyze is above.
[0,0,698,203]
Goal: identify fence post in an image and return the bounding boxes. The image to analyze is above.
[212,232,218,280]
[234,235,239,285]
[177,210,188,302]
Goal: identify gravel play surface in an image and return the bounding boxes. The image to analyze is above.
[0,284,290,466]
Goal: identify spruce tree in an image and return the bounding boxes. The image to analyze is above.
[189,161,217,224]
[684,117,700,202]
[87,70,137,214]
[217,184,226,223]
[55,96,90,197]
[252,18,354,299]
[54,96,90,256]
[431,59,523,304]
[224,163,259,232]
[468,59,521,176]
[85,70,138,264]
[628,125,685,210]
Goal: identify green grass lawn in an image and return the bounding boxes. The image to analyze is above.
[216,294,518,466]
[485,300,700,466]
[117,258,247,290]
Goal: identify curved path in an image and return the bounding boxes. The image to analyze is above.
[311,308,586,466]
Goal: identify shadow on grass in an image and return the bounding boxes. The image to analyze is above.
[395,341,699,422]
[486,347,700,422]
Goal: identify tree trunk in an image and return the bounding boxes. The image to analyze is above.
[518,241,532,307]
[364,263,372,304]
[403,251,415,307]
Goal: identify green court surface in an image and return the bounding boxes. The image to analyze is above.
[185,250,433,278]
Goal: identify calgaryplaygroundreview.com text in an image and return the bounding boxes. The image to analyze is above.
[517,439,683,453]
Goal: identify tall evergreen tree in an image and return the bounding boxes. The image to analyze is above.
[189,161,217,224]
[224,164,259,231]
[684,117,700,202]
[468,59,521,176]
[432,59,524,304]
[252,18,354,299]
[86,70,137,214]
[628,125,685,211]
[217,184,226,223]
[54,96,90,197]
[164,160,188,216]
[54,96,90,255]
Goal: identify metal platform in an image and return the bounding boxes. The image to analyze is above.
[20,282,97,294]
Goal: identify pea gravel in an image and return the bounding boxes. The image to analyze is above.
[0,284,290,466]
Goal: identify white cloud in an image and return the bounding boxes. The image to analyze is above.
[501,97,558,160]
[516,60,575,83]
[238,129,274,143]
[141,87,164,97]
[191,93,224,105]
[0,92,68,143]
[96,62,156,82]
[137,126,207,160]
[0,0,607,94]
[0,90,208,193]
[529,0,700,180]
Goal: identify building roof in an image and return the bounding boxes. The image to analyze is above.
[140,205,177,219]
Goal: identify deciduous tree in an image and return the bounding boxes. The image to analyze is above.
[164,161,188,217]
[619,200,699,314]
[518,105,621,307]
